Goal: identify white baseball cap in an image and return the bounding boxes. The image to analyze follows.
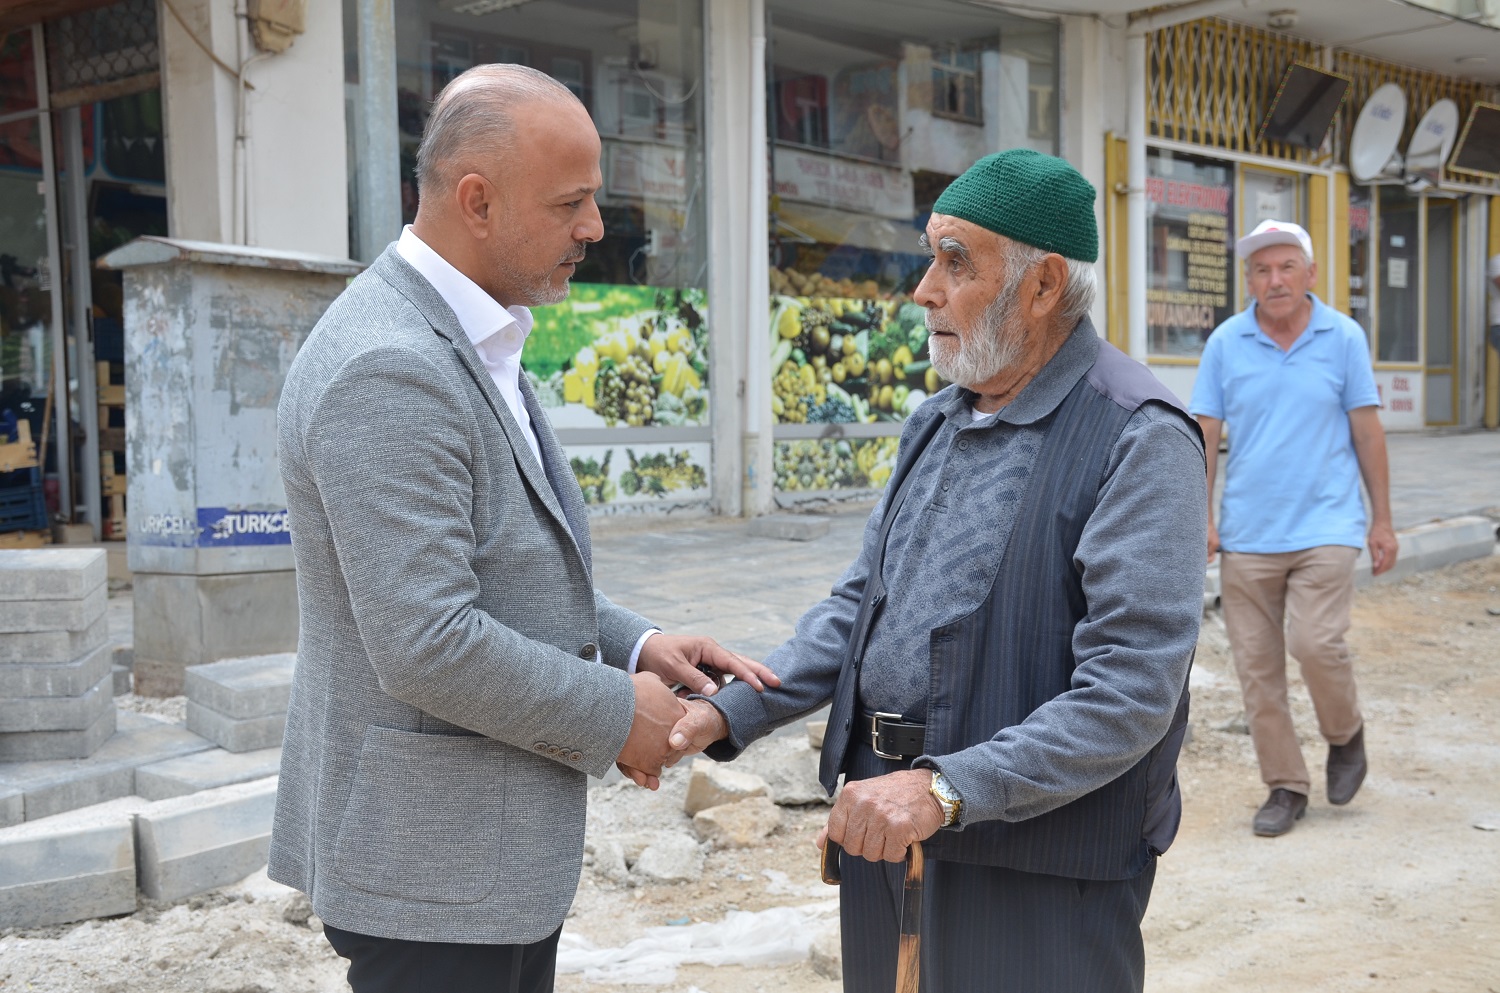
[1235,219,1314,261]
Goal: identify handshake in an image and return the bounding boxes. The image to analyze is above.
[615,633,780,790]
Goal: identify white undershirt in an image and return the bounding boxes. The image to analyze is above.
[395,227,658,673]
[396,226,542,466]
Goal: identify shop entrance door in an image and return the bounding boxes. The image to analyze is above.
[1423,198,1458,425]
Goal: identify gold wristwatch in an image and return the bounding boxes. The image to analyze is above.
[930,771,962,827]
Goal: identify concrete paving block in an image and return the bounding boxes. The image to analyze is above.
[186,701,286,753]
[0,583,107,634]
[134,777,278,902]
[0,549,107,601]
[0,787,21,828]
[0,641,112,699]
[1357,516,1496,587]
[0,673,114,733]
[747,514,831,542]
[3,711,212,821]
[0,810,138,928]
[0,704,116,762]
[135,746,283,801]
[113,664,132,696]
[183,653,295,719]
[0,612,109,665]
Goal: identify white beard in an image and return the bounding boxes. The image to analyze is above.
[925,277,1027,388]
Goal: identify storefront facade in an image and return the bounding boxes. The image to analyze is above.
[8,0,1499,531]
[1107,17,1500,433]
[338,0,1068,516]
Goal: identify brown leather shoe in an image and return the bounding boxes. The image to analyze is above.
[1327,726,1367,806]
[1253,788,1308,837]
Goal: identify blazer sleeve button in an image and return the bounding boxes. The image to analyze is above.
[548,745,562,756]
[569,750,582,762]
[578,642,599,660]
[533,741,548,752]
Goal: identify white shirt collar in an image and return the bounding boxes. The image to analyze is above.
[396,226,533,359]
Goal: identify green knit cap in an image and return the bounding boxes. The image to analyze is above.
[933,149,1098,263]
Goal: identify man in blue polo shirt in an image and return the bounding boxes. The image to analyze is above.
[1190,219,1398,838]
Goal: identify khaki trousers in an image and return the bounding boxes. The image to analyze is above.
[1220,546,1363,795]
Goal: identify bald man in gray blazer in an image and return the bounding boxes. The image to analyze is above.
[269,65,775,993]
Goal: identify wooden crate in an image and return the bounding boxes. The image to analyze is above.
[103,493,127,540]
[0,420,39,474]
[0,530,49,549]
[101,454,124,497]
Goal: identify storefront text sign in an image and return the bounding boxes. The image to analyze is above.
[606,141,690,203]
[772,147,915,221]
[1144,151,1236,356]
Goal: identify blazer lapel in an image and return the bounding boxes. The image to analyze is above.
[520,374,592,570]
[373,249,579,554]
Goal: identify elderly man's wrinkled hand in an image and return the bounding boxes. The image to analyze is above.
[814,769,945,864]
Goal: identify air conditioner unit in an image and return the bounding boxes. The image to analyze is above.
[595,59,685,142]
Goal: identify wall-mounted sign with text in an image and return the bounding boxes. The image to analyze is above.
[134,508,292,547]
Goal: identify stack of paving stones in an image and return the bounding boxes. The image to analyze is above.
[184,653,294,753]
[0,550,115,762]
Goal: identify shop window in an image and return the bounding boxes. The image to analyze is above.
[765,0,1058,495]
[1347,186,1373,336]
[0,31,38,116]
[1375,186,1419,364]
[1145,148,1235,358]
[375,0,711,509]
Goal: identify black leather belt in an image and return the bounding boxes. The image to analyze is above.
[861,711,927,760]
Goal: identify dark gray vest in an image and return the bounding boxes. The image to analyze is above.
[820,341,1196,881]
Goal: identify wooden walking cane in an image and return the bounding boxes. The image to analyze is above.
[821,839,926,993]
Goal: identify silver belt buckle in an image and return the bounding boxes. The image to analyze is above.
[871,711,904,760]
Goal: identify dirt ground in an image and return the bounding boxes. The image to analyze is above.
[2,554,1497,993]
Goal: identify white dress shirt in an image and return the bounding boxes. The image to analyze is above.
[397,226,543,466]
[395,227,659,672]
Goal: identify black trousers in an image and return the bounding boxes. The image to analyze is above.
[323,923,563,993]
[838,742,1156,993]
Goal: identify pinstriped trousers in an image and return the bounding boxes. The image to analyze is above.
[838,742,1155,993]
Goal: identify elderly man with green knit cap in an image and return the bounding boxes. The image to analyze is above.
[669,150,1207,992]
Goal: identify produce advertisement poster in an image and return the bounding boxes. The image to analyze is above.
[768,276,941,427]
[523,283,709,430]
[567,443,711,507]
[775,438,900,494]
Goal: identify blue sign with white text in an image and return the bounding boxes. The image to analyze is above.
[196,507,292,546]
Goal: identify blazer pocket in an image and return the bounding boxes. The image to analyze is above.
[333,725,508,904]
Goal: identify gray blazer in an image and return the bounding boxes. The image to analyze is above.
[268,246,655,944]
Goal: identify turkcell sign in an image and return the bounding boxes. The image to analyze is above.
[136,508,292,546]
[198,507,292,546]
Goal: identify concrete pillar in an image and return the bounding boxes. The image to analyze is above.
[353,0,402,262]
[99,238,362,696]
[158,0,348,257]
[1060,15,1108,335]
[1125,30,1148,361]
[706,0,771,516]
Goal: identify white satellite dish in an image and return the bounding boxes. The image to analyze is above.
[1349,83,1407,184]
[1404,98,1460,192]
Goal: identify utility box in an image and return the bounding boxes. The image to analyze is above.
[99,238,362,696]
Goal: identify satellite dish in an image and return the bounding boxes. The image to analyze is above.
[1404,98,1460,193]
[1349,83,1407,184]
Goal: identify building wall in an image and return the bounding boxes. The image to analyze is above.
[159,0,347,258]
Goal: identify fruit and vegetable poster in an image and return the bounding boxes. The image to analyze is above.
[768,278,940,426]
[524,283,709,430]
[568,443,712,508]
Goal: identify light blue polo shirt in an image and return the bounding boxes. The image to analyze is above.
[1189,294,1381,554]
